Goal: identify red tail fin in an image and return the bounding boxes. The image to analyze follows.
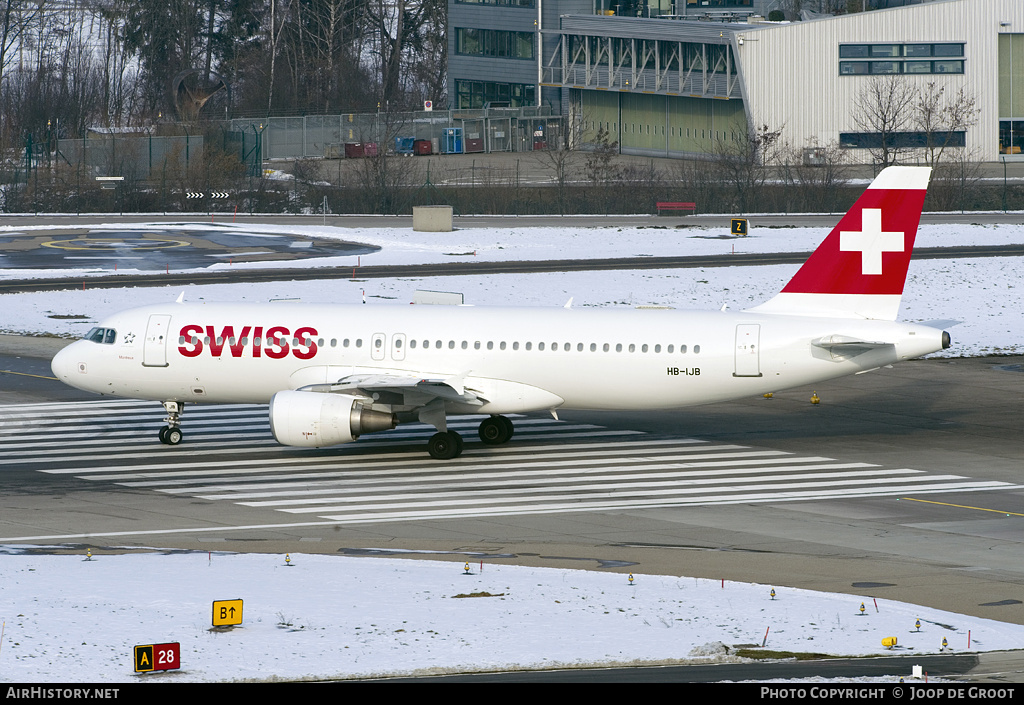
[748,166,930,320]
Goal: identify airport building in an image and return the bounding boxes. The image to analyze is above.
[448,0,1024,162]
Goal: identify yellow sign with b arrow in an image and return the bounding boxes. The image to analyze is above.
[212,599,243,627]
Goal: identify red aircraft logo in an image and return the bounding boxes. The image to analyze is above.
[177,325,319,360]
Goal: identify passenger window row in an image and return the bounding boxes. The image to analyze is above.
[174,334,701,355]
[407,339,701,354]
[179,336,344,347]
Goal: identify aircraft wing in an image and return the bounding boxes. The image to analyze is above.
[299,373,486,407]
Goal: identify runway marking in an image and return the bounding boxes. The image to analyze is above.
[0,425,630,461]
[2,399,1022,531]
[898,497,1024,517]
[0,369,58,380]
[41,237,189,251]
[187,463,884,500]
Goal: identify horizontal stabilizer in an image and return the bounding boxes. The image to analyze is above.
[812,334,896,363]
[812,335,891,350]
[919,319,961,329]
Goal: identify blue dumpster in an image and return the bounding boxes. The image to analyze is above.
[442,128,464,154]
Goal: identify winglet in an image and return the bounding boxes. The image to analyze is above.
[747,166,930,321]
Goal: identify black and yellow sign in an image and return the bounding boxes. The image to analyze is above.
[731,218,749,236]
[134,642,180,672]
[212,598,244,626]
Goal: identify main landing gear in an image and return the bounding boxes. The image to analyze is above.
[427,430,463,460]
[426,415,514,460]
[478,415,514,445]
[158,401,184,445]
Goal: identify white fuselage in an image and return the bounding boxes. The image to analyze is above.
[51,301,946,415]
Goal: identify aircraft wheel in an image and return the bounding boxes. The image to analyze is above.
[427,431,460,460]
[165,428,183,445]
[450,430,464,457]
[478,416,511,445]
[158,427,169,444]
[499,415,514,440]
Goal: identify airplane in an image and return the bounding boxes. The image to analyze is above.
[51,166,950,460]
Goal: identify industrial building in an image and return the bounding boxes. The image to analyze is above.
[448,0,1024,162]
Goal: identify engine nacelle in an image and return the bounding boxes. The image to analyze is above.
[269,390,397,447]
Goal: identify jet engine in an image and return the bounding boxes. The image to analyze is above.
[269,390,397,447]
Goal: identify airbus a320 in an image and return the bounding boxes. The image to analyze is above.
[51,166,950,459]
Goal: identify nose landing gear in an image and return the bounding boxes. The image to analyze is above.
[158,401,184,445]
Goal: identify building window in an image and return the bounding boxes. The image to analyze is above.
[685,0,752,6]
[456,28,534,60]
[839,131,966,149]
[999,120,1024,155]
[456,0,534,6]
[455,80,536,109]
[870,44,901,58]
[839,43,964,76]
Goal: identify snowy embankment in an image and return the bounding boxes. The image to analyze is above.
[1,549,1017,683]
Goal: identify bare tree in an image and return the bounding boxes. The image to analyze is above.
[350,110,422,213]
[93,0,140,127]
[583,125,620,185]
[779,140,850,212]
[713,123,784,212]
[531,110,587,215]
[666,157,719,214]
[0,0,43,85]
[265,0,293,113]
[301,0,367,112]
[851,75,916,168]
[0,0,44,151]
[369,0,444,110]
[914,81,979,167]
[401,0,446,106]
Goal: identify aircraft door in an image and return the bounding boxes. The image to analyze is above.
[733,324,762,377]
[391,333,406,361]
[142,314,172,367]
[371,332,386,361]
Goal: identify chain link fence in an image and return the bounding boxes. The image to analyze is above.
[227,106,564,160]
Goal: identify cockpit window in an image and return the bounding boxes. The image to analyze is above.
[85,327,117,344]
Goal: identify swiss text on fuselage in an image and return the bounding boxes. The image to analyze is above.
[177,324,319,360]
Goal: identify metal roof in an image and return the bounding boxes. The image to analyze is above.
[553,15,752,44]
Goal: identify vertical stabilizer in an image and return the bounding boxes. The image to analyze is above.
[747,166,931,320]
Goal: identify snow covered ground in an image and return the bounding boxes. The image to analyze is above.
[1,547,1018,683]
[3,218,1024,274]
[1,217,1022,682]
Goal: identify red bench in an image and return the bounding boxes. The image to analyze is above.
[656,201,696,215]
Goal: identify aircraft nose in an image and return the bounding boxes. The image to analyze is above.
[51,342,83,381]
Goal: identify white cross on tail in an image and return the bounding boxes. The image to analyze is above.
[839,208,904,275]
